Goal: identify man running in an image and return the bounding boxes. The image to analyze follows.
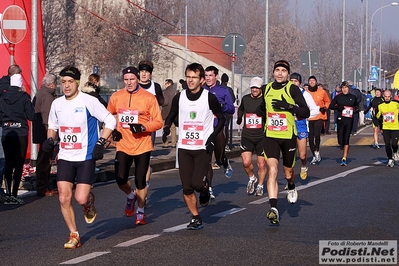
[45,66,116,248]
[256,60,310,224]
[364,88,384,149]
[236,77,266,196]
[162,63,225,229]
[107,66,163,225]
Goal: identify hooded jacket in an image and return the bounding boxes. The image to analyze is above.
[81,83,108,108]
[0,85,35,136]
[0,75,11,124]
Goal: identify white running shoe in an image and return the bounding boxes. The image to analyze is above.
[255,185,263,196]
[393,152,399,162]
[315,151,321,162]
[310,157,318,165]
[287,189,298,204]
[373,142,380,149]
[246,177,257,194]
[387,159,394,168]
[209,187,216,199]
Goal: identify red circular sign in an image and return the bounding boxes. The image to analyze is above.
[1,5,27,44]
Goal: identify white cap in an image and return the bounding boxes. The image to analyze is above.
[10,74,23,87]
[249,77,263,88]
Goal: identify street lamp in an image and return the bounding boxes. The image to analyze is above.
[368,2,398,88]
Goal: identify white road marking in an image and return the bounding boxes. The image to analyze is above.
[59,252,110,265]
[249,165,371,205]
[114,234,161,247]
[163,224,187,233]
[211,207,246,217]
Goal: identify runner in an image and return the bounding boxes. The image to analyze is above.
[364,88,384,149]
[236,77,266,196]
[107,66,163,225]
[162,63,225,229]
[45,66,116,248]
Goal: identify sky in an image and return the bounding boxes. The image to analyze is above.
[287,0,399,41]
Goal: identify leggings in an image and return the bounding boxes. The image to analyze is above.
[382,130,399,159]
[2,135,28,197]
[115,151,151,190]
[308,119,323,154]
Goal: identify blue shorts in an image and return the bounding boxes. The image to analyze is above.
[56,159,95,185]
[297,131,308,140]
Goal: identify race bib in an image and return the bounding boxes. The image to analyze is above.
[118,108,139,128]
[245,113,262,129]
[267,112,288,131]
[60,126,82,149]
[181,122,204,145]
[383,112,395,123]
[342,106,354,118]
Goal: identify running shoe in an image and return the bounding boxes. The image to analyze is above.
[224,163,233,178]
[209,187,216,199]
[266,207,279,224]
[310,156,318,165]
[225,145,231,152]
[211,162,220,170]
[246,177,258,194]
[199,186,211,207]
[64,233,81,249]
[300,166,308,180]
[393,152,399,162]
[373,142,380,149]
[83,192,97,224]
[125,190,137,217]
[286,189,298,204]
[315,151,321,162]
[255,185,263,196]
[387,159,394,168]
[341,158,347,166]
[187,216,203,230]
[4,196,24,205]
[135,212,146,225]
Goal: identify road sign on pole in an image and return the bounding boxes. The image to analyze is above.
[1,5,27,44]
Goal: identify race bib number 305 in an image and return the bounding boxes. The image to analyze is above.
[182,122,204,145]
[60,126,82,149]
[267,112,288,131]
[118,108,139,128]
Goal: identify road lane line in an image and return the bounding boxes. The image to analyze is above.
[211,207,246,217]
[249,165,371,205]
[59,252,110,265]
[163,224,187,233]
[114,234,161,247]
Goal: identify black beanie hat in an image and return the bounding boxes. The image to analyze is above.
[138,63,153,74]
[221,73,229,83]
[122,66,140,79]
[308,75,317,82]
[273,60,290,73]
[59,66,81,80]
[290,72,302,84]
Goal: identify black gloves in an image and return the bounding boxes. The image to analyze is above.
[272,96,294,111]
[162,126,170,143]
[129,123,145,134]
[205,133,216,154]
[92,137,107,160]
[42,137,54,153]
[319,107,327,114]
[236,117,242,125]
[112,129,122,141]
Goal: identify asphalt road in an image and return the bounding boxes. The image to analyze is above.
[0,132,398,265]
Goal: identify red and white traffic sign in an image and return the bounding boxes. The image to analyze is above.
[1,5,27,44]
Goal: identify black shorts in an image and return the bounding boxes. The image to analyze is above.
[56,159,95,185]
[263,136,297,168]
[178,148,211,195]
[240,136,264,156]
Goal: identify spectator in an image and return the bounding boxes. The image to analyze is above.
[81,73,107,108]
[161,79,177,148]
[220,73,236,152]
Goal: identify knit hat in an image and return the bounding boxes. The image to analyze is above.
[10,74,23,87]
[122,66,140,79]
[59,66,81,81]
[221,73,229,83]
[273,60,290,73]
[290,72,302,84]
[308,75,317,82]
[249,77,263,88]
[138,63,153,74]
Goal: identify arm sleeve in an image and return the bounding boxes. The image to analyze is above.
[303,91,320,119]
[237,96,245,120]
[25,95,35,121]
[291,86,310,118]
[155,83,165,106]
[222,89,235,114]
[329,97,338,110]
[255,98,266,120]
[209,93,225,136]
[164,93,180,128]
